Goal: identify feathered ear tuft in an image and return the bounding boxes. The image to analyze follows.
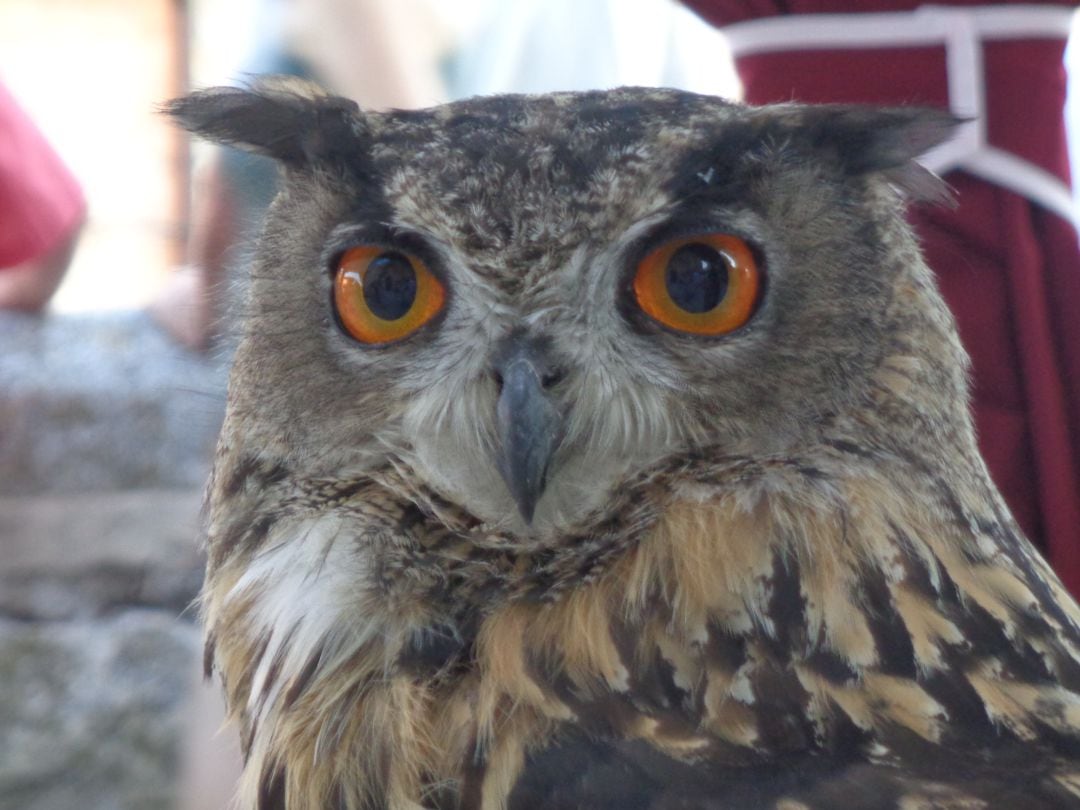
[162,76,367,168]
[796,105,965,204]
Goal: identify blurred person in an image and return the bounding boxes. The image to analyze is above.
[446,0,736,98]
[0,78,86,312]
[681,0,1080,593]
[284,0,447,109]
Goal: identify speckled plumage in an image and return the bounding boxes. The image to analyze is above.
[169,80,1080,809]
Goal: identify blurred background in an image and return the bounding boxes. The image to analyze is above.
[0,1,1077,809]
[0,0,738,317]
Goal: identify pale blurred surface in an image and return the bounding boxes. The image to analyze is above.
[0,0,183,313]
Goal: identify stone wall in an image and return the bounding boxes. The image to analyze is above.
[0,310,227,810]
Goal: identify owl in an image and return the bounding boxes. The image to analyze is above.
[168,79,1080,809]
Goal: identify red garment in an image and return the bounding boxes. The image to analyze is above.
[683,1,1080,593]
[0,79,86,269]
[687,0,1076,24]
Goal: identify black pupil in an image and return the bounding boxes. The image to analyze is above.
[665,243,729,313]
[364,252,417,320]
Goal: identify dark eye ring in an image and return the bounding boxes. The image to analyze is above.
[333,246,445,345]
[632,233,760,336]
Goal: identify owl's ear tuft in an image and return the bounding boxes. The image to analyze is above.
[163,77,367,168]
[799,105,964,203]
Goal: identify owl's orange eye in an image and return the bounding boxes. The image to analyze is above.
[632,233,760,336]
[333,246,446,345]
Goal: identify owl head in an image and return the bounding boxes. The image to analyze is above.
[168,79,960,540]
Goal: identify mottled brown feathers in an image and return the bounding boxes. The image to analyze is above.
[176,81,1080,808]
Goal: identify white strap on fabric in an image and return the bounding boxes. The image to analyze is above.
[723,5,1079,224]
[723,5,1075,54]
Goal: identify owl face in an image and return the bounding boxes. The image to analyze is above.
[178,84,955,537]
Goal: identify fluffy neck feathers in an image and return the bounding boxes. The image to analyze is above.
[205,432,1080,809]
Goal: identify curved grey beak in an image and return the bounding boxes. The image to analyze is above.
[494,343,564,524]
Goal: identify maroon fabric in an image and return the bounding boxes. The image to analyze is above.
[0,79,86,269]
[683,1,1080,594]
[688,0,1077,27]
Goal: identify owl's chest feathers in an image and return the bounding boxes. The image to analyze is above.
[216,459,1080,808]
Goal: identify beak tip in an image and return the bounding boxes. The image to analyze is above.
[503,471,541,525]
[516,497,538,525]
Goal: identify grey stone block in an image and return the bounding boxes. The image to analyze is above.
[0,310,230,809]
[0,310,228,495]
[0,611,201,810]
[0,490,206,621]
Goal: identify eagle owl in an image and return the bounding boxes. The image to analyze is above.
[168,80,1080,809]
